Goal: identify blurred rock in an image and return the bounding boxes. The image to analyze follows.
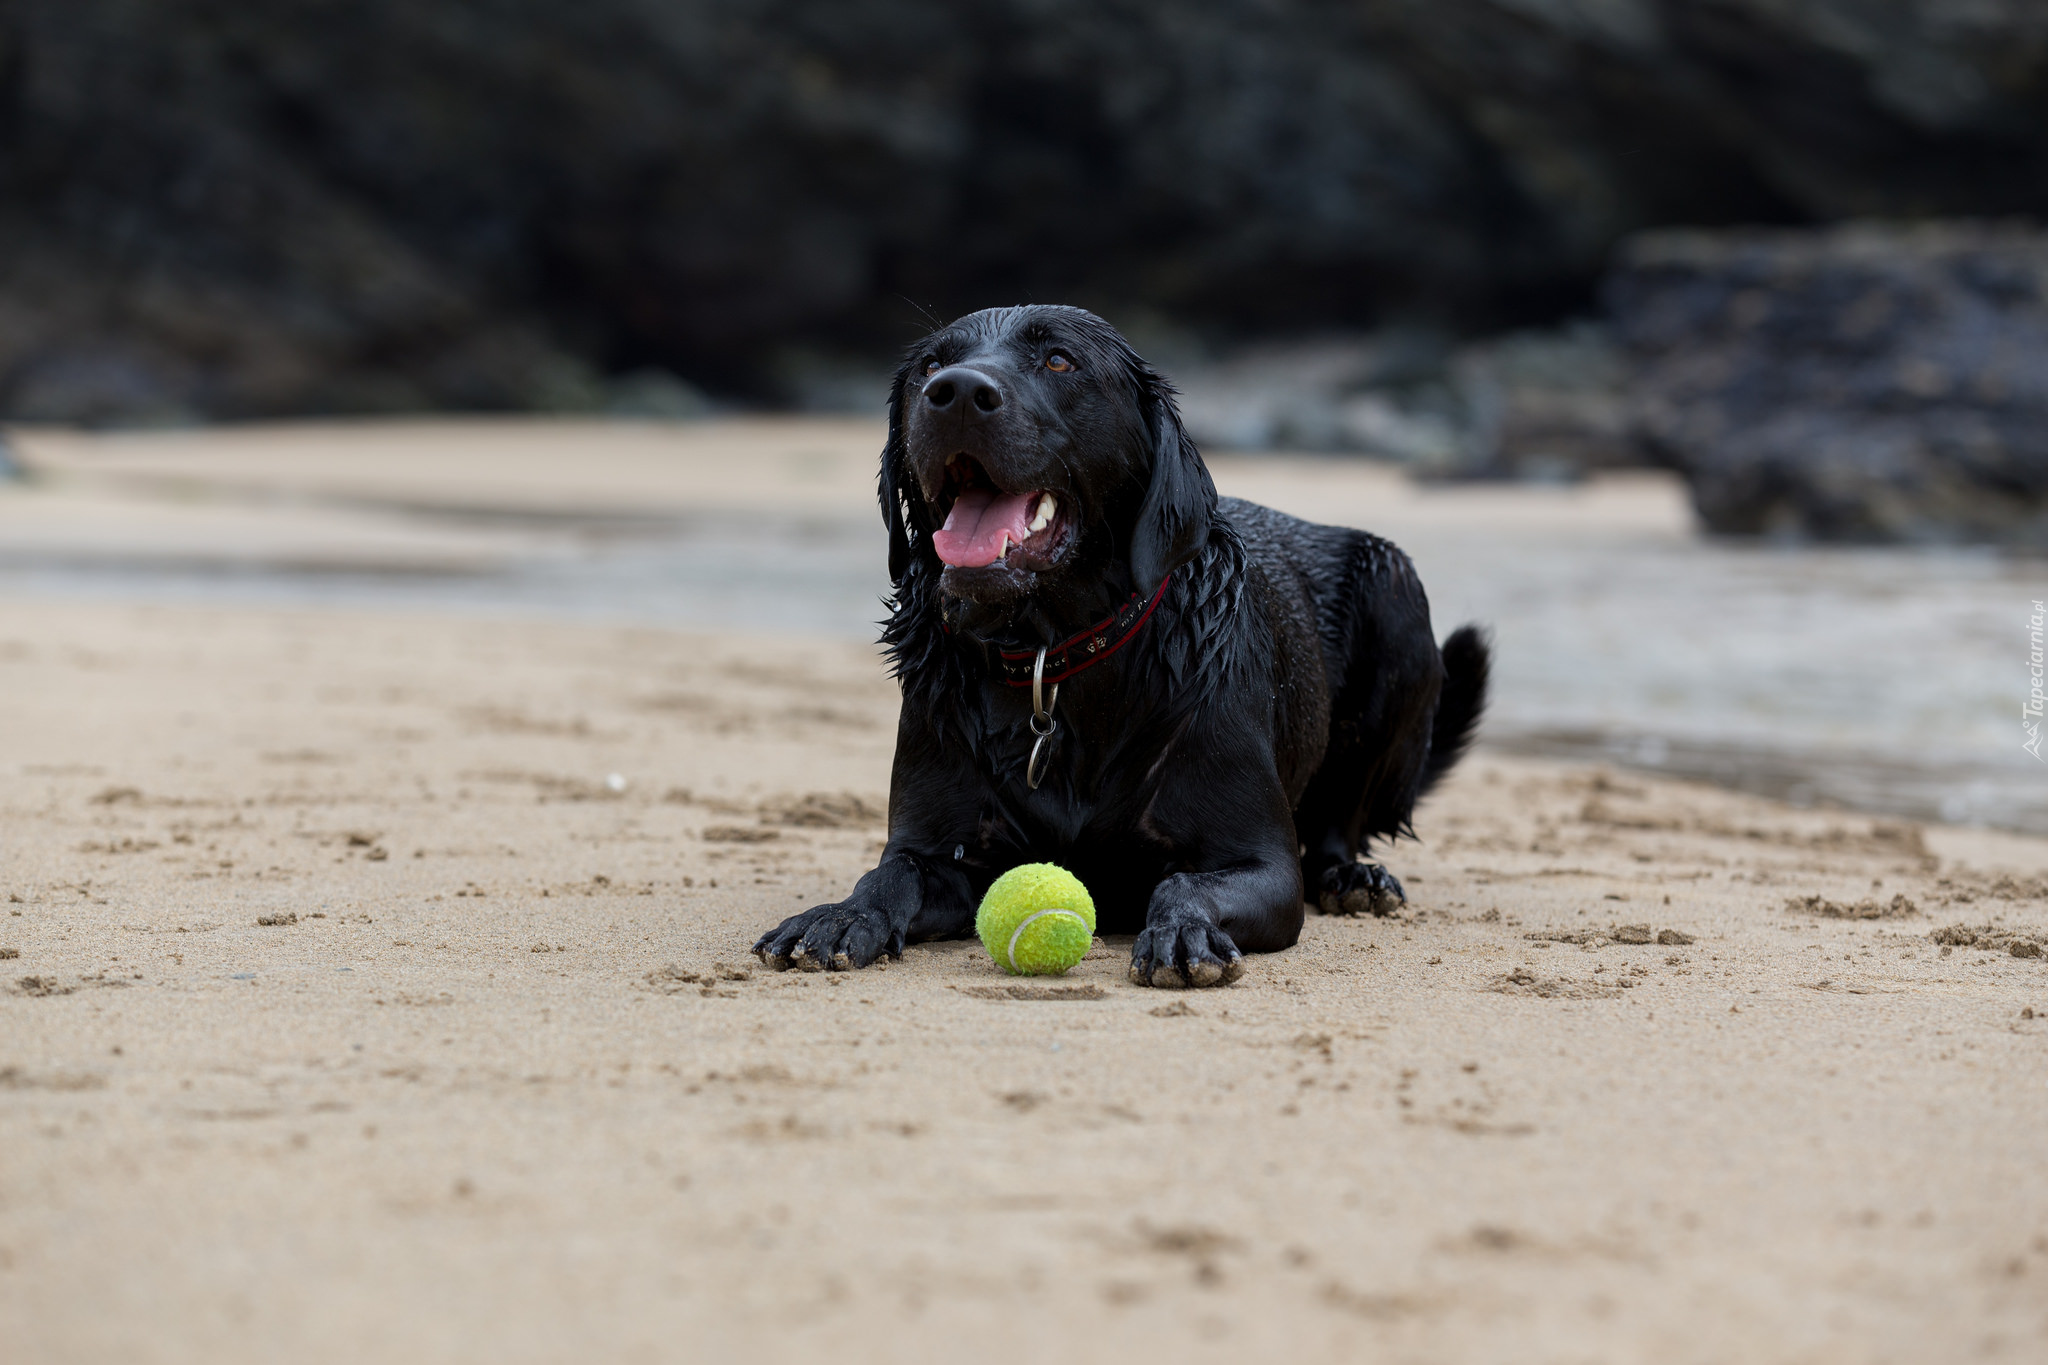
[768,350,900,416]
[1171,332,1459,462]
[0,1,2044,419]
[1611,221,2048,542]
[1172,323,1632,480]
[605,369,715,420]
[1448,325,1637,480]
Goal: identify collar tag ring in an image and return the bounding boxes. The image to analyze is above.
[1026,646,1059,790]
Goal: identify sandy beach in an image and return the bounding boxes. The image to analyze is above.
[3,423,2046,1362]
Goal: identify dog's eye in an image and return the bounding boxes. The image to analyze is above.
[922,357,940,376]
[1045,352,1073,373]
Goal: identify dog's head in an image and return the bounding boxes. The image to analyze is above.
[881,305,1216,639]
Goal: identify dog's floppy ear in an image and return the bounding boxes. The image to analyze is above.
[880,356,926,584]
[1130,370,1217,595]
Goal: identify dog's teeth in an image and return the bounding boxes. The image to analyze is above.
[1029,493,1056,534]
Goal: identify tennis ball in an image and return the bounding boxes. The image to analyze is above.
[976,863,1096,976]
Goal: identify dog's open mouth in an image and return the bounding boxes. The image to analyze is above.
[932,456,1071,570]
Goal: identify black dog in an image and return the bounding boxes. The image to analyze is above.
[754,306,1488,988]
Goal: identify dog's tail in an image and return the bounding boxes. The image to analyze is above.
[1418,625,1490,796]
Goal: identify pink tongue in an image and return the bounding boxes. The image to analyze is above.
[933,486,1036,567]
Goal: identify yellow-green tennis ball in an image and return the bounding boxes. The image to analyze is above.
[976,863,1096,976]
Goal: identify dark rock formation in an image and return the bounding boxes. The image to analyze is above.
[1,1,2046,419]
[1611,221,2048,542]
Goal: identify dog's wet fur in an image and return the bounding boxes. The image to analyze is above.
[754,305,1489,988]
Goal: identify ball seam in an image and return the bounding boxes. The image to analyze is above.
[1006,907,1085,973]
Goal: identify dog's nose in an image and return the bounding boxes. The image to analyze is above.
[923,366,1003,417]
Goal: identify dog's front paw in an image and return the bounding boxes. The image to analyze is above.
[1317,862,1406,917]
[753,900,899,972]
[1128,917,1245,989]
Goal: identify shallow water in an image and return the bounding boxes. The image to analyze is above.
[1403,530,2039,833]
[6,492,2038,837]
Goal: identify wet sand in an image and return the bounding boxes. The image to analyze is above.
[7,418,2035,833]
[3,591,2047,1363]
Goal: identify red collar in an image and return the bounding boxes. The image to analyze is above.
[990,572,1173,687]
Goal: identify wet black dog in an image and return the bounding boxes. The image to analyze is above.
[754,306,1488,988]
